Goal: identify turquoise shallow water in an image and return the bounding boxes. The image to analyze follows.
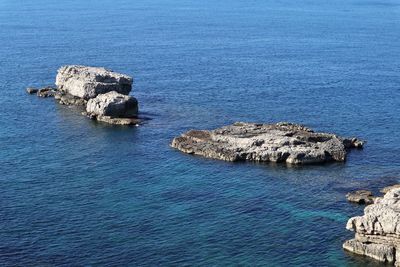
[1,0,400,266]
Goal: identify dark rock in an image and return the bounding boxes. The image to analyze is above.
[56,92,87,106]
[37,87,57,98]
[26,87,38,94]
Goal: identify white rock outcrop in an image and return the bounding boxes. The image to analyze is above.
[56,65,132,100]
[344,188,400,265]
[85,91,139,125]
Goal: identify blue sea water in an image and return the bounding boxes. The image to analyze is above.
[1,0,400,266]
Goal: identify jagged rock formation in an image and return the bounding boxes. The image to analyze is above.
[346,190,375,205]
[27,65,140,125]
[84,91,139,125]
[55,65,132,100]
[171,122,363,164]
[344,188,400,265]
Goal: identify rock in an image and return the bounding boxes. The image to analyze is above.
[171,122,364,164]
[381,184,400,194]
[346,190,375,205]
[85,91,139,125]
[37,87,57,98]
[26,87,38,94]
[343,239,395,263]
[26,86,57,97]
[95,116,140,125]
[343,137,365,149]
[55,65,132,100]
[344,188,400,265]
[56,91,87,106]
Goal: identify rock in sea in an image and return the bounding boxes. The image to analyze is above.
[171,122,363,164]
[346,190,375,205]
[37,87,57,98]
[26,87,38,94]
[26,86,57,97]
[27,65,139,125]
[85,91,139,125]
[55,65,132,100]
[55,92,87,106]
[344,188,400,265]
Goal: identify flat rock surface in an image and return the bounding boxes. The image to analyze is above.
[171,122,363,164]
[56,65,132,100]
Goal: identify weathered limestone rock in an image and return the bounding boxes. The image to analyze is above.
[55,65,132,100]
[85,91,139,125]
[25,66,140,125]
[171,122,363,164]
[381,184,400,194]
[346,190,375,205]
[343,239,395,262]
[344,188,400,265]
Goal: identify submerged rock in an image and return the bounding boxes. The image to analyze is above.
[171,122,363,164]
[85,91,139,125]
[87,115,141,125]
[346,190,375,205]
[344,188,400,265]
[26,87,38,94]
[55,65,132,100]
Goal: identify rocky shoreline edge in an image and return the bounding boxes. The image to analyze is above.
[27,65,140,125]
[344,186,400,266]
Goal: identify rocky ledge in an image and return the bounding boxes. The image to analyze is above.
[171,122,363,164]
[344,188,400,265]
[27,65,140,125]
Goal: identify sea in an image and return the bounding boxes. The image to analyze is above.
[1,0,400,266]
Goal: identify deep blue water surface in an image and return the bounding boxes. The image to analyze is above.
[1,0,400,266]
